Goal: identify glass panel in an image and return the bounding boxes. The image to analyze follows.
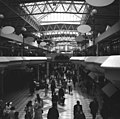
[20,1,89,52]
[20,1,87,25]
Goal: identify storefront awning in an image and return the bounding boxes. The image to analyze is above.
[6,57,23,67]
[23,57,47,65]
[0,57,10,68]
[70,56,86,61]
[0,57,9,62]
[101,55,120,68]
[85,56,108,64]
[6,57,23,61]
[23,57,47,61]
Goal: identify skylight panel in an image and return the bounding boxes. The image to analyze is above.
[36,1,46,5]
[39,13,82,23]
[20,1,89,51]
[40,22,80,25]
[20,1,87,25]
[42,30,78,36]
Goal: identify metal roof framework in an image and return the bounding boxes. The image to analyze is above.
[0,0,119,54]
[19,0,90,52]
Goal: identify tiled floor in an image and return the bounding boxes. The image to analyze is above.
[3,84,102,119]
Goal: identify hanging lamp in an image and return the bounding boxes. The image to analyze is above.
[77,24,91,34]
[1,26,15,34]
[86,0,115,7]
[40,41,46,46]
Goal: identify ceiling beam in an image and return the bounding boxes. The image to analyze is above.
[9,0,85,4]
[22,12,88,15]
[0,0,40,31]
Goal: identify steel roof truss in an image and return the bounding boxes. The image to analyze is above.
[18,8,39,31]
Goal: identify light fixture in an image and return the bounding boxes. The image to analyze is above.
[25,37,34,42]
[1,26,15,34]
[0,14,4,19]
[40,41,46,46]
[86,0,115,7]
[90,9,97,16]
[77,24,91,34]
[21,27,27,32]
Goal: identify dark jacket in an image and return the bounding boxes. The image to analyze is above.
[51,80,56,89]
[74,104,86,119]
[47,107,59,119]
[89,100,99,114]
[58,88,64,98]
[74,104,83,116]
[52,94,58,103]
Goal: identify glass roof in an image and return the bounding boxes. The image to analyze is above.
[20,1,88,25]
[20,1,90,53]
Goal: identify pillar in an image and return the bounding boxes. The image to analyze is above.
[21,37,24,56]
[46,62,49,77]
[37,65,40,82]
[119,0,120,20]
[75,63,79,82]
[77,64,80,83]
[96,43,99,56]
[0,68,4,99]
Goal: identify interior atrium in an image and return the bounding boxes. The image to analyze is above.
[0,0,120,119]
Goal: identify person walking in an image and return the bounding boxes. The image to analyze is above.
[50,79,56,96]
[47,103,59,119]
[34,94,44,119]
[0,100,3,119]
[89,98,99,119]
[58,87,65,106]
[24,101,34,119]
[68,80,72,94]
[29,79,35,96]
[52,92,58,107]
[3,102,12,119]
[74,101,85,119]
[9,106,16,119]
[45,81,49,97]
[14,111,19,119]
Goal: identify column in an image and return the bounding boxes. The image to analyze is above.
[21,37,24,56]
[75,63,79,82]
[96,43,99,56]
[0,69,4,99]
[37,65,40,82]
[119,0,120,20]
[46,62,49,77]
[77,64,80,83]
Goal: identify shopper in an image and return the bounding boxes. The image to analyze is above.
[52,92,58,107]
[58,87,65,106]
[9,106,16,119]
[47,103,59,119]
[68,80,72,94]
[89,98,99,119]
[14,111,19,119]
[50,79,56,96]
[45,81,49,97]
[0,100,3,119]
[34,94,44,119]
[74,100,83,119]
[24,101,34,119]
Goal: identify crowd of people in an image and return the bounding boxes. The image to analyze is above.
[0,64,104,119]
[26,68,79,119]
[24,94,44,119]
[0,100,19,119]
